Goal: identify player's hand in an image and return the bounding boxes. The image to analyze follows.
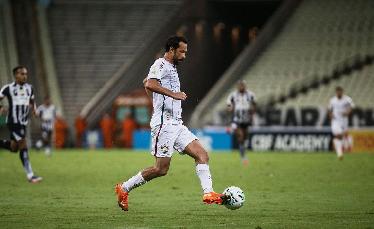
[172,92,187,100]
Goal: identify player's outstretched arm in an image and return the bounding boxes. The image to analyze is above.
[145,79,187,100]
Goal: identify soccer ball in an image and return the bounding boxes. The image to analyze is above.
[223,186,245,210]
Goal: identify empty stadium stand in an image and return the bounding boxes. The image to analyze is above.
[48,0,184,126]
[195,0,374,126]
[0,0,18,85]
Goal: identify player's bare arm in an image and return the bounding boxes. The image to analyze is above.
[30,99,37,116]
[343,107,352,116]
[145,78,187,100]
[328,109,334,120]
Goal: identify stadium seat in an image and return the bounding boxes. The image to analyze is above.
[205,0,374,125]
[48,0,183,125]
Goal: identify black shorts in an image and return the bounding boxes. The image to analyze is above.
[232,122,251,130]
[7,123,27,141]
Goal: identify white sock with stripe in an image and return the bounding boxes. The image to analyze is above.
[196,164,213,194]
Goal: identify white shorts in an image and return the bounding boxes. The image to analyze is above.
[151,124,198,158]
[331,121,348,136]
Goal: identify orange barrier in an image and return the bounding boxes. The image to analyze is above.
[349,130,374,153]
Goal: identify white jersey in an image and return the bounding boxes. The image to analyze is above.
[147,58,182,128]
[328,95,354,126]
[36,104,56,131]
[227,90,256,124]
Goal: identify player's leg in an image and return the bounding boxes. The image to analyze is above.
[123,157,171,192]
[0,139,18,152]
[18,138,43,183]
[43,130,52,156]
[115,157,171,211]
[333,135,343,160]
[342,131,352,153]
[182,139,228,205]
[241,125,250,165]
[183,139,212,192]
[0,139,12,151]
[235,126,248,163]
[332,122,344,160]
[0,124,19,153]
[115,124,175,211]
[174,125,227,205]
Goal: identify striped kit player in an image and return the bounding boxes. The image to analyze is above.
[0,66,42,183]
[227,80,256,165]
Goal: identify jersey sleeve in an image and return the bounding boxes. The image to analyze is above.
[147,60,165,81]
[0,85,9,99]
[226,92,234,106]
[347,96,355,108]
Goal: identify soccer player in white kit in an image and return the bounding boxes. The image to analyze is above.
[36,96,56,156]
[115,36,228,211]
[328,86,354,160]
[227,80,256,165]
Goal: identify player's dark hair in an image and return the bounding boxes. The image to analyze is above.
[165,36,187,52]
[336,86,343,91]
[12,65,27,76]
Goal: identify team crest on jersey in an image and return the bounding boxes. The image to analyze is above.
[160,144,169,153]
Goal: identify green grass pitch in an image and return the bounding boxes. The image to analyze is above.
[0,149,373,228]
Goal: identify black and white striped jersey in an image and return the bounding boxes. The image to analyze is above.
[36,104,56,131]
[227,90,256,124]
[0,82,35,126]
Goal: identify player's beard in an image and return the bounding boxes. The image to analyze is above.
[173,55,179,65]
[173,52,184,65]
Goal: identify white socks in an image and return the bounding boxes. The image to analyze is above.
[122,172,146,192]
[196,164,213,194]
[333,138,343,158]
[122,165,214,194]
